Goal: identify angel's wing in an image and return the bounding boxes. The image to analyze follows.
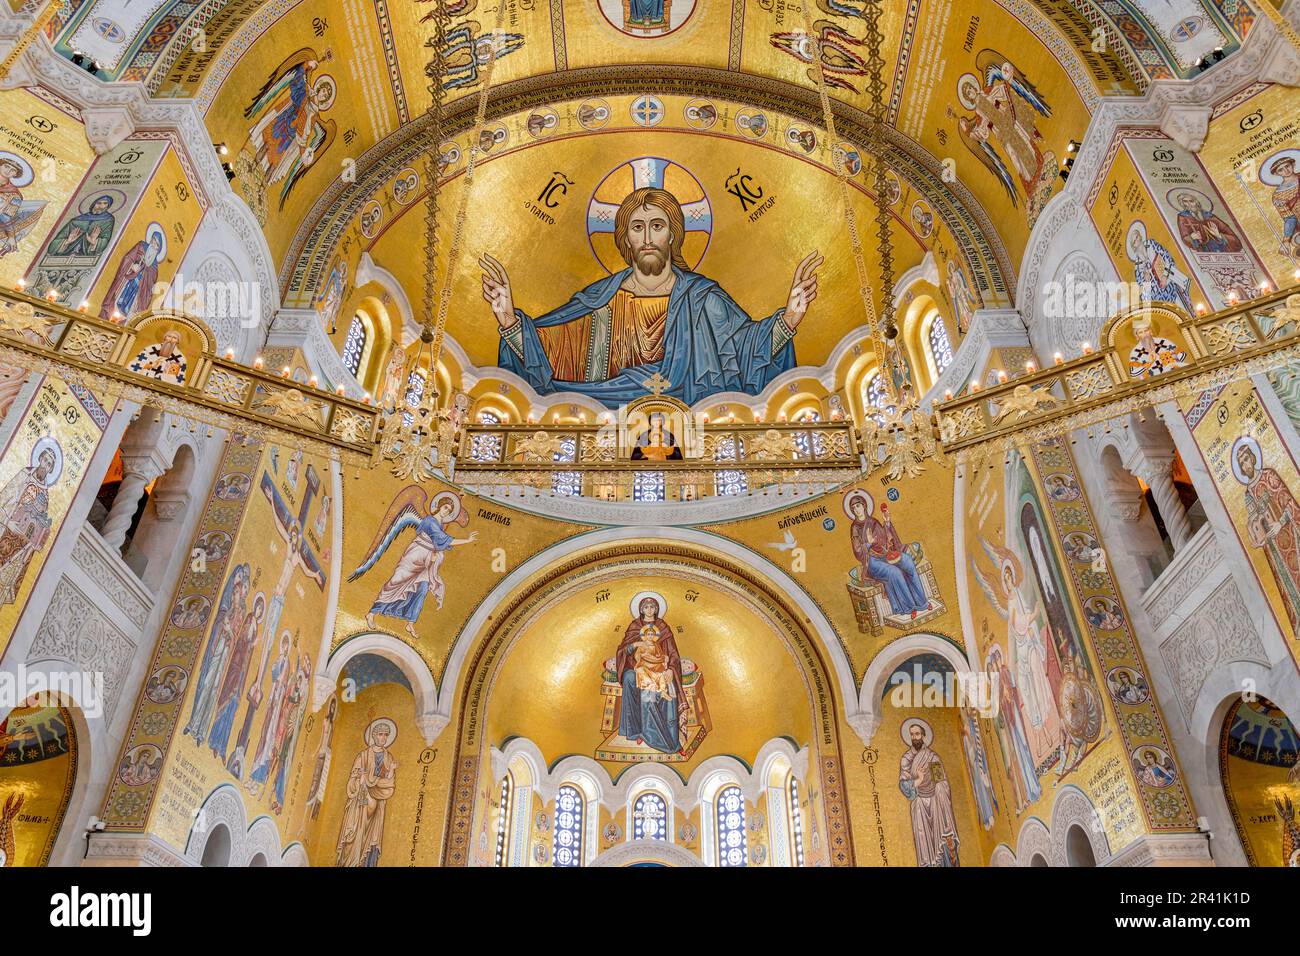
[977,49,1051,118]
[279,119,335,210]
[956,119,1018,207]
[348,485,427,582]
[969,552,1008,620]
[245,48,316,119]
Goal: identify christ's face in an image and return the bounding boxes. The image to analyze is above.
[626,205,671,276]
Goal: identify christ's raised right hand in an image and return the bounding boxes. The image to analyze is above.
[480,253,517,330]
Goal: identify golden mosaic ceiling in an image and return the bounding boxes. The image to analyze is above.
[46,1,1261,312]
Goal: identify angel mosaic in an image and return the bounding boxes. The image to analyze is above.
[243,48,337,211]
[947,50,1056,227]
[349,487,478,639]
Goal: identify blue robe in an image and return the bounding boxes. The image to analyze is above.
[498,266,795,408]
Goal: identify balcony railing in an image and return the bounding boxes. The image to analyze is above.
[453,420,861,501]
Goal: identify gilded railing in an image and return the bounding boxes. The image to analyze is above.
[933,285,1300,457]
[0,287,380,463]
[454,420,860,500]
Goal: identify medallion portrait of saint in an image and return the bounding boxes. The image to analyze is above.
[1233,436,1300,633]
[480,157,823,408]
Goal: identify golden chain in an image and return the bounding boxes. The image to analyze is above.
[798,0,904,405]
[423,0,509,382]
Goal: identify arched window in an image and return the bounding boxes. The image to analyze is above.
[552,435,581,497]
[632,792,667,840]
[632,471,665,503]
[401,368,427,427]
[494,774,513,867]
[792,410,825,459]
[862,372,894,425]
[927,313,954,376]
[713,435,747,496]
[716,785,747,867]
[787,774,805,867]
[478,410,501,425]
[553,784,584,866]
[342,314,367,377]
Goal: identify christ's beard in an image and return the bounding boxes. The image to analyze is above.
[635,246,668,276]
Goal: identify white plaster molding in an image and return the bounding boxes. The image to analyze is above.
[1015,816,1053,866]
[989,844,1017,867]
[355,251,418,346]
[1157,103,1211,153]
[442,525,862,743]
[181,782,304,867]
[83,832,189,867]
[320,631,441,743]
[590,840,706,867]
[266,308,364,399]
[1107,832,1214,867]
[1049,784,1111,866]
[1017,16,1291,337]
[855,631,975,745]
[81,105,134,155]
[1259,35,1300,87]
[923,308,1030,410]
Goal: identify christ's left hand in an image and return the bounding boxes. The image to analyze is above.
[783,251,824,331]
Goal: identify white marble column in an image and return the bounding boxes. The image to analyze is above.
[99,454,164,551]
[1131,454,1193,551]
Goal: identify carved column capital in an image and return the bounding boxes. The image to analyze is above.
[1158,104,1212,153]
[82,106,135,155]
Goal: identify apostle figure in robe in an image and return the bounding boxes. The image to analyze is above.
[245,632,292,795]
[182,565,249,746]
[208,594,264,762]
[336,719,398,867]
[898,720,960,866]
[1236,438,1300,632]
[614,596,686,754]
[481,186,822,408]
[0,445,57,606]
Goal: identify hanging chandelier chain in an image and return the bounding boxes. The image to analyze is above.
[800,0,903,405]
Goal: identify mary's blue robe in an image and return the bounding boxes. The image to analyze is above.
[498,266,795,408]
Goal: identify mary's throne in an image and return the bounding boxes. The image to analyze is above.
[846,540,946,636]
[596,656,711,764]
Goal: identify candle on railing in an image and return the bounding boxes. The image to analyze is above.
[281,365,291,378]
[527,414,535,424]
[1195,302,1206,314]
[1081,342,1093,354]
[996,369,1008,383]
[754,411,763,423]
[970,380,981,393]
[253,355,264,369]
[579,412,587,423]
[224,348,235,360]
[943,388,953,401]
[363,393,372,405]
[552,413,559,423]
[308,375,318,388]
[335,385,346,395]
[601,413,611,424]
[1227,291,1239,304]
[78,300,88,313]
[15,278,25,290]
[47,289,59,302]
[702,413,710,423]
[1025,360,1037,373]
[728,412,735,423]
[777,413,787,423]
[1053,352,1063,366]
[1260,280,1272,293]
